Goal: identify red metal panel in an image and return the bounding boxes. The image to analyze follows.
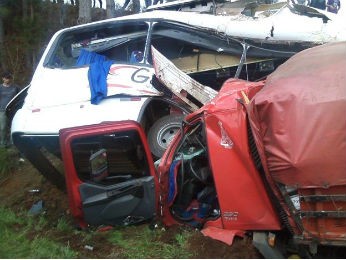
[299,186,346,244]
[190,78,280,230]
[205,108,281,230]
[59,120,158,227]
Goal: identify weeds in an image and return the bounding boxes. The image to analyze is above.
[0,148,196,259]
[0,207,77,258]
[0,147,18,177]
[56,217,74,233]
[107,230,127,247]
[107,225,192,258]
[1,198,194,258]
[36,215,49,231]
[175,232,189,247]
[29,237,77,258]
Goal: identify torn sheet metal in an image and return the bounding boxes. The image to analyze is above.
[136,3,346,45]
[201,226,245,246]
[147,0,287,17]
[218,121,234,149]
[151,46,218,110]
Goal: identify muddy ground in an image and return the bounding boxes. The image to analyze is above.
[0,149,262,258]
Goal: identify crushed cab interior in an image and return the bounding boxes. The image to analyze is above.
[167,120,220,227]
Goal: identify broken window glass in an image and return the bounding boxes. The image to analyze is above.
[46,22,149,68]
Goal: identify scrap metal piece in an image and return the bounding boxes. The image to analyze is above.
[28,200,45,216]
[151,46,218,110]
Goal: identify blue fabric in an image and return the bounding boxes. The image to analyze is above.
[76,49,106,66]
[168,160,180,204]
[88,60,113,105]
[179,207,195,219]
[76,50,113,105]
[197,203,211,219]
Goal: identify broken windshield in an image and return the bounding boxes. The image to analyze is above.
[45,22,149,68]
[43,18,289,85]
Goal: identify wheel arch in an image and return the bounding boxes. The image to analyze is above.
[137,96,191,134]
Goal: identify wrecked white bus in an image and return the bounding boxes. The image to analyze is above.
[7,3,346,189]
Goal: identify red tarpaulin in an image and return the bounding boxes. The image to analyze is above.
[248,42,346,188]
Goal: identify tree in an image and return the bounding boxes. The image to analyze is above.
[92,0,102,8]
[0,0,9,71]
[0,16,4,71]
[77,0,91,24]
[0,0,109,85]
[106,0,116,18]
[1,0,54,85]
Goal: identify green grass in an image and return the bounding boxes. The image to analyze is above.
[56,217,74,233]
[0,207,77,258]
[0,148,194,258]
[0,205,193,259]
[107,225,192,258]
[0,147,17,176]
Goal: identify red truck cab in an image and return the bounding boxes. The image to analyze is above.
[59,42,346,258]
[59,77,281,230]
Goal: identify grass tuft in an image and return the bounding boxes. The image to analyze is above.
[30,237,77,258]
[0,148,18,177]
[0,207,77,258]
[107,225,192,258]
[56,217,74,233]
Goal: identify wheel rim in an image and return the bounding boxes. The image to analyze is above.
[156,123,180,150]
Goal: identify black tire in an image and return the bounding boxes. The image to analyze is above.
[148,114,184,158]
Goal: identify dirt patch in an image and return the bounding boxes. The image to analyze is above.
[0,150,261,258]
[187,232,262,259]
[53,231,122,258]
[0,159,69,222]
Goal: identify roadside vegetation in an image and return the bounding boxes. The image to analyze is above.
[0,147,76,258]
[0,207,77,258]
[0,148,195,258]
[0,141,261,259]
[107,226,192,258]
[0,204,192,258]
[0,147,17,176]
[0,0,132,87]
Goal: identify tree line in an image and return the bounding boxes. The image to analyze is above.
[0,0,139,87]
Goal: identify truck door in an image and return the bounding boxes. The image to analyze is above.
[59,120,157,227]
